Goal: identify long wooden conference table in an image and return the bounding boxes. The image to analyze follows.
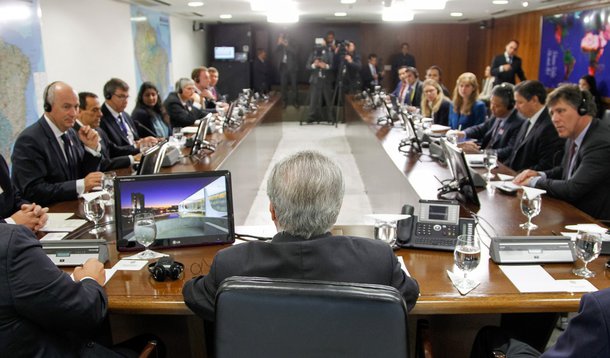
[48,94,608,354]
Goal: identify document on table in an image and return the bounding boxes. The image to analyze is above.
[233,225,277,244]
[70,268,116,286]
[42,213,88,232]
[40,232,69,241]
[500,265,597,293]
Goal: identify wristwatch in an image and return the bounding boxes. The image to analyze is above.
[492,351,506,358]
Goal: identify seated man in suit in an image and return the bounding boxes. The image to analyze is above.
[183,150,420,322]
[504,80,565,172]
[78,92,134,171]
[191,67,219,111]
[514,84,610,221]
[491,39,526,86]
[0,224,163,357]
[449,83,524,162]
[164,77,210,128]
[99,78,158,152]
[0,154,48,231]
[11,81,103,207]
[391,66,423,112]
[471,287,610,358]
[361,53,382,92]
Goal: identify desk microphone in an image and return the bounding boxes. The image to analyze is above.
[135,121,158,137]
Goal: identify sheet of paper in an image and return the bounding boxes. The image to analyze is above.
[496,173,515,181]
[565,224,608,234]
[234,225,277,240]
[123,251,169,260]
[42,213,87,232]
[446,270,480,295]
[499,265,597,293]
[366,214,411,224]
[522,187,546,199]
[80,190,108,202]
[465,154,485,167]
[40,232,69,242]
[70,269,117,286]
[112,259,148,271]
[397,256,411,277]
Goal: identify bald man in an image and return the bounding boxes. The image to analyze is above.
[11,81,103,207]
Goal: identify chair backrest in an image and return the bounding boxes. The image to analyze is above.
[215,276,409,358]
[603,109,610,123]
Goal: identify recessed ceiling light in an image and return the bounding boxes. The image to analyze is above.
[188,1,204,7]
[450,12,463,17]
[522,1,529,7]
[492,0,508,4]
[220,14,232,19]
[335,12,347,17]
[341,0,357,4]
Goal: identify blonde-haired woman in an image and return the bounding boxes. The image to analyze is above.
[449,72,487,130]
[420,79,451,126]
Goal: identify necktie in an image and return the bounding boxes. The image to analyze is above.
[61,133,77,180]
[486,120,502,149]
[566,141,577,179]
[117,114,129,137]
[399,84,407,104]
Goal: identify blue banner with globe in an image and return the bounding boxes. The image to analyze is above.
[539,8,610,96]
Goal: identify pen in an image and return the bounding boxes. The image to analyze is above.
[551,231,560,236]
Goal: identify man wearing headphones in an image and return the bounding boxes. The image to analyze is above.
[164,77,210,128]
[190,67,218,110]
[11,81,103,206]
[514,84,610,221]
[100,78,157,154]
[449,83,525,162]
[391,66,423,112]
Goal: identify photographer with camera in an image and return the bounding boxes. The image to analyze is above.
[305,38,334,123]
[274,33,299,108]
[333,40,362,94]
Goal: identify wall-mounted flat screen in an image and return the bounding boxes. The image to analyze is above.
[214,46,235,60]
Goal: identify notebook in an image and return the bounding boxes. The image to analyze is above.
[114,170,235,252]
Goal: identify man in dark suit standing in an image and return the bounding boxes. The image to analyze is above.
[391,43,416,89]
[0,155,48,230]
[305,40,335,123]
[78,92,133,171]
[183,150,420,322]
[505,80,565,172]
[11,81,103,207]
[99,78,156,153]
[451,83,525,162]
[274,33,299,108]
[514,85,610,221]
[252,48,272,94]
[491,40,526,86]
[334,40,362,94]
[361,53,382,92]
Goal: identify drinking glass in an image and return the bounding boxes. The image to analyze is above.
[573,231,602,278]
[84,197,105,235]
[519,193,541,230]
[483,149,498,180]
[102,171,116,206]
[446,131,458,145]
[453,234,481,291]
[172,128,184,146]
[134,213,158,259]
[374,219,398,247]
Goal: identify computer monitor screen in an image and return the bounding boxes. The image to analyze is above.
[114,170,235,251]
[190,113,214,156]
[439,138,480,206]
[214,46,235,60]
[137,140,168,175]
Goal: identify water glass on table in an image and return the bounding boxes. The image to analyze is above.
[519,193,541,231]
[573,231,602,278]
[453,234,481,291]
[483,149,497,180]
[84,197,105,235]
[134,213,158,259]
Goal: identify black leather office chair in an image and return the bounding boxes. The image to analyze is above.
[214,276,410,358]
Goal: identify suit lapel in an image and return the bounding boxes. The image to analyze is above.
[102,104,130,146]
[38,117,72,180]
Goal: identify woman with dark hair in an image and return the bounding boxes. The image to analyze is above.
[131,82,171,138]
[578,75,605,119]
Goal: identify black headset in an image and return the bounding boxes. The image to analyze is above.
[578,91,588,116]
[43,81,59,112]
[175,79,183,94]
[495,83,516,110]
[148,257,184,282]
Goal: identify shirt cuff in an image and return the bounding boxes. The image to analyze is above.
[84,144,101,157]
[193,101,202,110]
[76,179,85,195]
[4,217,16,225]
[128,155,134,165]
[528,172,545,187]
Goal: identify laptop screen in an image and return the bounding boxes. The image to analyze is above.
[114,170,235,251]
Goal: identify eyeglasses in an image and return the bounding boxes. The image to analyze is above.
[113,93,129,100]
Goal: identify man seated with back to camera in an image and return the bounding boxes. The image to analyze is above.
[78,92,135,171]
[0,154,48,231]
[448,83,524,163]
[11,81,104,207]
[164,77,212,128]
[0,224,164,357]
[100,78,158,154]
[183,150,420,322]
[514,84,610,221]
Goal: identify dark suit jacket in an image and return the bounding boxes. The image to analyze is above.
[163,92,208,128]
[535,118,610,220]
[0,224,108,356]
[274,43,298,73]
[361,62,382,92]
[490,54,526,86]
[432,98,451,127]
[0,154,28,221]
[99,103,140,153]
[306,49,335,86]
[11,117,101,206]
[463,109,524,161]
[97,127,132,171]
[392,80,423,107]
[252,57,272,93]
[183,232,420,321]
[505,109,565,172]
[540,288,610,357]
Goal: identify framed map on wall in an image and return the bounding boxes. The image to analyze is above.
[539,7,609,96]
